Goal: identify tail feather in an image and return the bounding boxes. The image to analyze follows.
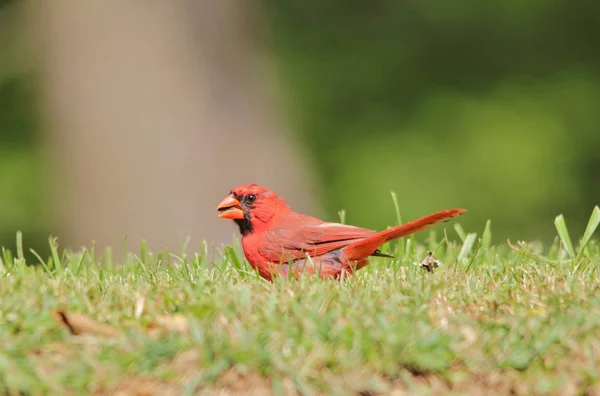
[343,208,466,262]
[379,208,466,243]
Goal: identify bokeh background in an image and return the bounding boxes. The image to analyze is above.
[1,1,599,257]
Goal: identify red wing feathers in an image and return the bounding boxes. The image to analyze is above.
[258,221,374,263]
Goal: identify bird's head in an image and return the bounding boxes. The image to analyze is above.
[217,184,287,235]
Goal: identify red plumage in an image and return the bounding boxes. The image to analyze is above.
[217,184,466,280]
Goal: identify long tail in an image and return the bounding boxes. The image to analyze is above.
[343,209,466,262]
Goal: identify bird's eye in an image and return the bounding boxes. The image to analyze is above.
[246,194,257,203]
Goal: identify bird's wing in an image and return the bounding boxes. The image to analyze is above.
[257,220,374,263]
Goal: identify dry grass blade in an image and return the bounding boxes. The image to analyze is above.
[53,311,120,337]
[134,295,145,319]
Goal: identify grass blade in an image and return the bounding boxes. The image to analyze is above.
[390,191,403,226]
[2,247,14,270]
[134,255,148,275]
[427,229,438,251]
[454,224,467,242]
[224,246,243,272]
[16,231,24,262]
[458,233,477,262]
[338,209,346,224]
[578,206,600,253]
[121,235,129,269]
[481,220,492,250]
[49,236,62,272]
[554,214,575,258]
[29,248,53,274]
[180,236,191,261]
[390,191,405,258]
[76,250,88,276]
[140,239,149,267]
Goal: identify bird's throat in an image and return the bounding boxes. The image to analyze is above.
[234,216,254,236]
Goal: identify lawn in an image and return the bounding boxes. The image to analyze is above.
[0,208,599,395]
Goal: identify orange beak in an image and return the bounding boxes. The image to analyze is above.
[217,194,245,220]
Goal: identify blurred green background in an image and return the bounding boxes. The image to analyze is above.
[266,0,600,241]
[0,2,48,253]
[1,0,599,253]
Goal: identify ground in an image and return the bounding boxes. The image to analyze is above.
[0,211,599,395]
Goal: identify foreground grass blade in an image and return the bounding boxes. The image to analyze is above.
[481,220,492,250]
[49,237,62,272]
[578,206,600,254]
[458,232,477,262]
[16,231,24,262]
[2,247,13,270]
[554,214,575,258]
[454,224,467,242]
[390,191,403,226]
[75,251,88,276]
[338,209,346,224]
[29,248,53,274]
[390,191,406,258]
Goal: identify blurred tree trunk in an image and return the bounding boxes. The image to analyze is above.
[27,1,318,253]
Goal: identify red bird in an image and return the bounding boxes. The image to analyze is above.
[217,184,466,280]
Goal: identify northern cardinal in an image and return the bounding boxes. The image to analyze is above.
[217,184,466,280]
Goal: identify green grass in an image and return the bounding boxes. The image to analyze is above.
[0,208,599,395]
